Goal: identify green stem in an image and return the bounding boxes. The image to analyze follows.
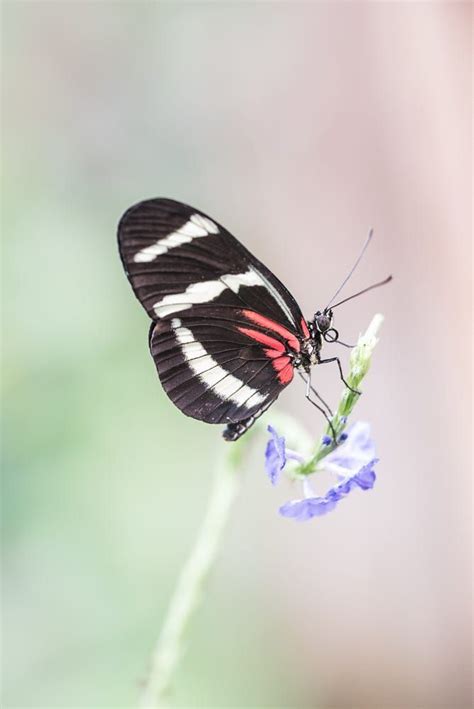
[139,444,244,708]
[300,313,384,474]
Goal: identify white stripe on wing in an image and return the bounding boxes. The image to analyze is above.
[133,213,219,262]
[153,269,262,318]
[170,318,267,408]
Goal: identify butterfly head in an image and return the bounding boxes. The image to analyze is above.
[313,309,339,343]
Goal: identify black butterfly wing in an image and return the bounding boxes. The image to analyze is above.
[148,315,281,424]
[118,198,309,424]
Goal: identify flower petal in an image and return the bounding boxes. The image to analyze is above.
[326,422,375,472]
[279,495,338,521]
[353,458,378,489]
[280,456,378,521]
[265,425,287,485]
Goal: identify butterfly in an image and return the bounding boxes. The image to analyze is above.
[117,198,390,441]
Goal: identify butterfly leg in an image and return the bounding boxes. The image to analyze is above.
[318,356,361,395]
[297,371,333,417]
[300,371,337,445]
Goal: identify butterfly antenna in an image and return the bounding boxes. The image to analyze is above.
[330,274,393,309]
[325,228,374,310]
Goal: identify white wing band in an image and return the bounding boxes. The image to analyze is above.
[153,269,262,318]
[171,318,267,408]
[133,213,218,263]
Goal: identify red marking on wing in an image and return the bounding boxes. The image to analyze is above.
[301,317,310,339]
[272,356,291,371]
[263,348,284,360]
[237,324,294,384]
[270,355,294,384]
[275,359,294,384]
[241,310,300,352]
[237,327,285,352]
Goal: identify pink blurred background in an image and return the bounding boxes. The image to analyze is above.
[3,2,472,707]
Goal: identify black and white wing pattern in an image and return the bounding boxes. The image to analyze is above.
[118,198,310,436]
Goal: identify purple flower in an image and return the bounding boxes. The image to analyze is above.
[327,421,376,471]
[265,425,305,485]
[265,425,286,485]
[270,421,379,522]
[279,458,377,521]
[279,491,339,521]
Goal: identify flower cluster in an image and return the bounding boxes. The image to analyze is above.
[265,422,378,522]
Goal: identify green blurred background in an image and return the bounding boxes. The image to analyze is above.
[2,2,472,708]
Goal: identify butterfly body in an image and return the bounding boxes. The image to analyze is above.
[118,198,337,440]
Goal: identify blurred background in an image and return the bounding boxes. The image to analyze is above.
[2,2,472,708]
